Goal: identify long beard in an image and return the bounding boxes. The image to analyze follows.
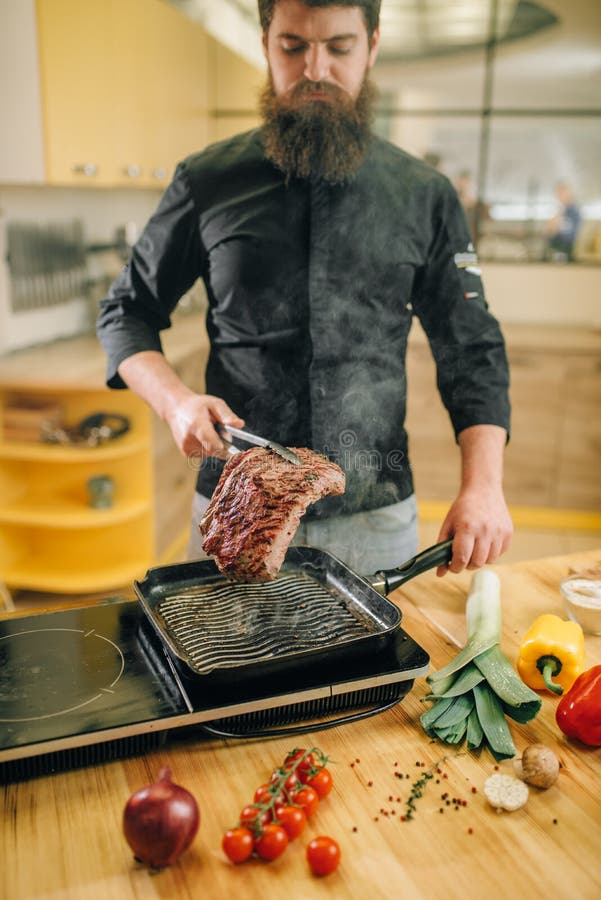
[260,75,376,184]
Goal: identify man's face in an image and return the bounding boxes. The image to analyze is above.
[263,0,380,103]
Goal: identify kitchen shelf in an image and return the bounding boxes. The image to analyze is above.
[0,434,149,462]
[0,321,211,597]
[0,499,150,529]
[0,516,153,594]
[0,385,154,594]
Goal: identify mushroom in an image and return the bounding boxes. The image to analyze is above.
[513,744,560,789]
[483,773,529,813]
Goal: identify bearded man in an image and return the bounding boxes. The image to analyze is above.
[97,0,512,576]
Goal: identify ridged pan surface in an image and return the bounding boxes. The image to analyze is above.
[135,548,401,679]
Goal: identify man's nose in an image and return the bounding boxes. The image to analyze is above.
[304,44,330,83]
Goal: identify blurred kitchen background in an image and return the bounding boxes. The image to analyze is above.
[1,0,600,355]
[0,0,599,608]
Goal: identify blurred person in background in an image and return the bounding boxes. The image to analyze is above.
[545,180,581,262]
[454,169,490,244]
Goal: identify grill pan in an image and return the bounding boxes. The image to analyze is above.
[134,539,452,685]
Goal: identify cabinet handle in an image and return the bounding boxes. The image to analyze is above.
[123,164,142,178]
[72,163,98,176]
[152,167,168,180]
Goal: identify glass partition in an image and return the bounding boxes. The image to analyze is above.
[373,0,601,265]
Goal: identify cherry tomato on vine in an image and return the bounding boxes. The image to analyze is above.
[274,804,307,840]
[306,767,333,798]
[255,823,289,861]
[291,786,319,818]
[222,827,254,864]
[239,804,271,829]
[270,769,300,793]
[307,835,341,876]
[284,749,315,779]
[254,783,281,806]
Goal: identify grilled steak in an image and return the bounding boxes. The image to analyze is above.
[200,447,346,582]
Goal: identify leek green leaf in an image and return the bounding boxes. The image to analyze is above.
[466,707,484,750]
[431,694,474,729]
[420,696,455,732]
[474,645,541,721]
[435,719,469,744]
[473,682,516,760]
[430,662,484,698]
[426,637,498,694]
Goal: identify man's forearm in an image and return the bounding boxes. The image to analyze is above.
[435,423,512,575]
[457,424,507,491]
[118,351,195,423]
[117,351,243,459]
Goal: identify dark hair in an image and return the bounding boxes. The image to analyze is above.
[258,1,381,38]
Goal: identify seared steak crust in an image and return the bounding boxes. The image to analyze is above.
[200,447,345,582]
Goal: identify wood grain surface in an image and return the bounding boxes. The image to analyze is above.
[2,548,600,900]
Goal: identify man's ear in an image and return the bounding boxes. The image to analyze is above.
[262,30,269,59]
[368,26,380,68]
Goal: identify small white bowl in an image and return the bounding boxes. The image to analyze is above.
[560,575,601,635]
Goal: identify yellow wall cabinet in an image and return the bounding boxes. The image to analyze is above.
[37,0,208,187]
[0,385,154,593]
[1,0,264,187]
[207,38,265,144]
[35,0,210,188]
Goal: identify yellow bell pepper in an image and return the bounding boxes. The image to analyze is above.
[517,614,585,695]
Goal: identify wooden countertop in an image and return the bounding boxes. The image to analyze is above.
[0,311,209,390]
[2,548,601,900]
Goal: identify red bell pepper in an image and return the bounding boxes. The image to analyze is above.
[555,664,601,747]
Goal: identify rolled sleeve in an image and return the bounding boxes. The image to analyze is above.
[411,180,511,441]
[96,162,203,387]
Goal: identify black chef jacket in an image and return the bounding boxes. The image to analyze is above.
[97,129,510,517]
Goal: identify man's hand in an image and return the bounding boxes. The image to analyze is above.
[117,350,244,461]
[436,484,513,576]
[165,393,244,460]
[436,424,513,576]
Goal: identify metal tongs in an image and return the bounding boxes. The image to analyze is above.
[219,425,303,466]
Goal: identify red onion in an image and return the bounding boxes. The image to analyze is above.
[123,767,200,868]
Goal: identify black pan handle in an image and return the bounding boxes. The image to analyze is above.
[375,539,454,596]
[197,696,402,741]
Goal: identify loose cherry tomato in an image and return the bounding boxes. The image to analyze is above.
[307,835,341,876]
[274,804,307,840]
[291,786,319,818]
[239,804,271,829]
[222,827,254,864]
[306,767,333,798]
[255,823,289,861]
[284,749,315,780]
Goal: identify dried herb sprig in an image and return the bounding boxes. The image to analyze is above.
[402,757,451,821]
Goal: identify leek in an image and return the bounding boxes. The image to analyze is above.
[420,569,541,761]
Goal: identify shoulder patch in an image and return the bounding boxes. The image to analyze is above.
[454,251,479,268]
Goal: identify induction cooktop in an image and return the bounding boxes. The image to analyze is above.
[0,599,429,782]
